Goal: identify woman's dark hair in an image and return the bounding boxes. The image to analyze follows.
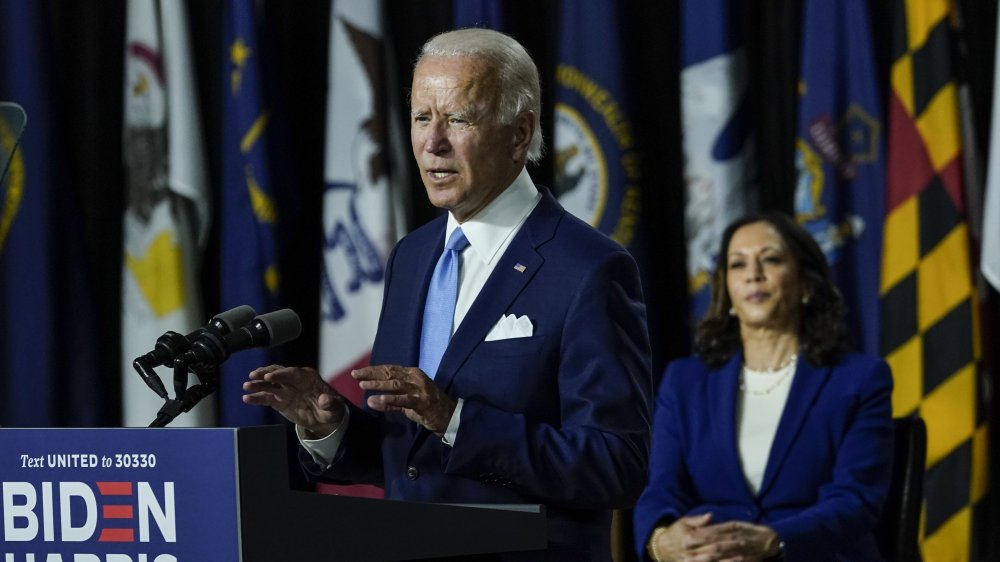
[694,212,848,368]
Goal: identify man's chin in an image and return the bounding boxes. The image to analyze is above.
[424,187,460,209]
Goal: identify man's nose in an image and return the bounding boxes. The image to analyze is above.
[421,122,450,154]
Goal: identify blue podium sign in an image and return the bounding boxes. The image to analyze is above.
[1,429,240,562]
[2,426,547,561]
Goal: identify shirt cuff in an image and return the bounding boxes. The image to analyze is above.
[296,405,350,468]
[441,398,464,447]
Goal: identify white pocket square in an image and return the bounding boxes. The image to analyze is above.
[485,314,533,341]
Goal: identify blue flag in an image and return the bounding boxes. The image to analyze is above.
[220,0,282,426]
[554,0,641,255]
[794,0,884,355]
[452,0,504,29]
[0,0,104,426]
[681,0,756,325]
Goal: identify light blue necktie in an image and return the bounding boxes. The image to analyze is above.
[419,228,470,379]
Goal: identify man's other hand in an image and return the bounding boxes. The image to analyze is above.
[243,365,345,437]
[353,364,457,435]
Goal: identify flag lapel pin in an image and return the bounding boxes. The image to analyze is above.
[513,263,526,273]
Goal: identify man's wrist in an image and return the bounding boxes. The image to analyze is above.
[302,403,348,439]
[303,424,337,440]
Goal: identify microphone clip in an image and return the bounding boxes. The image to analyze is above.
[147,359,220,428]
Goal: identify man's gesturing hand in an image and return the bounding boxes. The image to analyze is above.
[352,365,457,435]
[242,365,345,438]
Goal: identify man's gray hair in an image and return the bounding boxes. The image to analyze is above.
[418,28,544,163]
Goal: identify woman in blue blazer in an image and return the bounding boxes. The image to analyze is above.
[634,213,893,561]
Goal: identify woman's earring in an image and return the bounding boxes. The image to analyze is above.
[802,296,810,305]
[728,307,736,316]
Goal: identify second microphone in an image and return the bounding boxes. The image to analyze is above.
[177,309,302,367]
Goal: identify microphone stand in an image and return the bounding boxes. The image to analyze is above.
[148,358,220,428]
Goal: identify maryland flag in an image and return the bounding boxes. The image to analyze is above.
[881,1,987,559]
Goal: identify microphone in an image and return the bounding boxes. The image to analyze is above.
[136,305,258,367]
[132,305,257,397]
[178,309,302,366]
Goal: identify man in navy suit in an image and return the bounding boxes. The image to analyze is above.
[244,28,652,560]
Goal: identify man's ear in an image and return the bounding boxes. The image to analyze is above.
[512,110,534,156]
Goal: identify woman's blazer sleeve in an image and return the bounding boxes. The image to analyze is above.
[632,359,702,561]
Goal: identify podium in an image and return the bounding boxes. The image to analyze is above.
[0,426,546,561]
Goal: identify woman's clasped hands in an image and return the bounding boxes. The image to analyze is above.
[648,513,782,562]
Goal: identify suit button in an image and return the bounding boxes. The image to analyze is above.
[406,466,419,480]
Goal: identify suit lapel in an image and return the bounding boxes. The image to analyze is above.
[432,192,561,393]
[407,192,561,453]
[757,358,832,496]
[715,353,757,503]
[389,224,444,449]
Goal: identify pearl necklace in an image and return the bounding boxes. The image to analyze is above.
[740,354,798,396]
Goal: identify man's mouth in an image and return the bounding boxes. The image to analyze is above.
[426,168,459,181]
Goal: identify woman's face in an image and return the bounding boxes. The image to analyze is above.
[725,221,806,333]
